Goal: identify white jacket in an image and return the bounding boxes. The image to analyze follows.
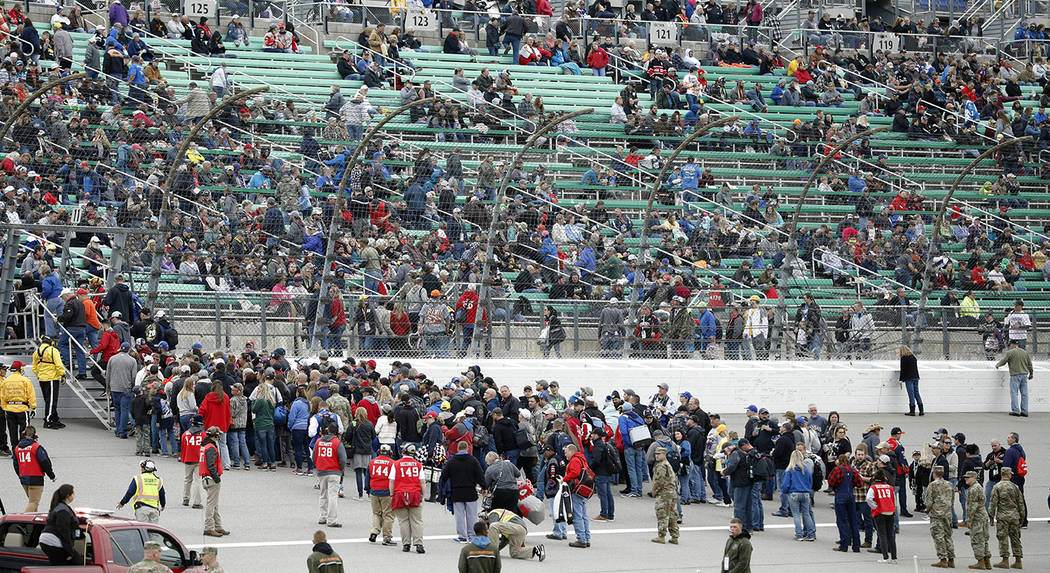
[744,307,768,338]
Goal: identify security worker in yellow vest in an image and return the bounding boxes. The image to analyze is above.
[117,459,166,523]
[31,335,66,430]
[1,360,38,452]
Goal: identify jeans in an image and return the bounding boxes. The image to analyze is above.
[157,418,176,455]
[775,469,790,514]
[570,493,590,543]
[58,326,88,376]
[789,492,815,539]
[459,325,475,356]
[984,479,996,510]
[323,326,345,351]
[228,429,250,467]
[595,474,614,518]
[903,378,923,409]
[44,297,64,336]
[502,34,521,64]
[875,513,897,559]
[625,447,647,495]
[1009,373,1029,414]
[857,504,875,543]
[732,485,753,530]
[707,463,727,501]
[363,270,381,295]
[835,499,860,549]
[549,496,567,537]
[750,483,764,529]
[808,332,823,360]
[948,478,958,525]
[217,432,230,469]
[292,428,312,470]
[86,325,99,350]
[686,463,706,501]
[112,391,132,438]
[347,124,363,141]
[255,427,275,463]
[424,335,449,358]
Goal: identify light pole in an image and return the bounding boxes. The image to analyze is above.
[468,108,594,357]
[777,126,889,359]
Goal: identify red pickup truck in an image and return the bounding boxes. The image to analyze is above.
[0,509,204,573]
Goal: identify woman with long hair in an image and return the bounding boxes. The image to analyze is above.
[177,376,197,436]
[390,302,411,355]
[375,403,397,453]
[899,346,923,416]
[252,377,277,470]
[913,442,934,512]
[783,450,815,541]
[347,407,377,499]
[288,386,313,476]
[197,380,232,469]
[39,484,82,565]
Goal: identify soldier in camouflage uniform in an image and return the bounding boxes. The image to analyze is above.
[925,465,956,568]
[201,546,225,573]
[989,466,1025,570]
[126,541,173,573]
[963,470,991,570]
[651,446,680,544]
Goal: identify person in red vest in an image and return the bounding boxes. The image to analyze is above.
[14,425,56,512]
[179,414,205,509]
[368,444,396,545]
[390,443,425,554]
[200,426,227,537]
[866,472,897,563]
[315,422,346,528]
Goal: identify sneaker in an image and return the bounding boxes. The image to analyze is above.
[876,558,894,564]
[593,516,609,521]
[629,493,642,498]
[304,470,314,477]
[318,519,326,525]
[568,541,588,548]
[402,545,410,553]
[369,534,377,543]
[293,469,302,475]
[804,537,815,542]
[534,544,546,562]
[327,523,342,528]
[415,544,425,554]
[451,537,467,543]
[723,501,733,507]
[546,534,565,540]
[192,504,203,509]
[382,539,396,546]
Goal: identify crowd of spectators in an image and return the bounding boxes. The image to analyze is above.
[0,0,1049,361]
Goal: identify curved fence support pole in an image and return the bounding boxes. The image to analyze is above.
[777,126,889,360]
[468,108,594,357]
[627,115,741,356]
[148,86,270,310]
[0,72,88,146]
[309,97,439,350]
[914,136,1033,356]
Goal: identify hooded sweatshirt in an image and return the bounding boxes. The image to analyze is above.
[306,542,344,573]
[457,535,500,573]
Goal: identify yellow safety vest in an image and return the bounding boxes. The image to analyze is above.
[133,473,163,508]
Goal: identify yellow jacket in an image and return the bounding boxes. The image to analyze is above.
[32,343,66,381]
[960,295,980,319]
[0,372,36,412]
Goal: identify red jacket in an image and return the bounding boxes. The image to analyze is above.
[198,392,232,432]
[90,330,121,363]
[357,396,381,425]
[587,46,610,70]
[563,451,589,484]
[329,298,347,328]
[455,290,487,326]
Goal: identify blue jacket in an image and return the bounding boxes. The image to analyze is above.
[576,246,596,277]
[581,169,599,186]
[539,238,558,266]
[41,274,63,300]
[699,309,716,338]
[1003,443,1026,485]
[847,174,867,193]
[288,397,310,431]
[770,84,785,104]
[781,466,812,494]
[618,410,645,448]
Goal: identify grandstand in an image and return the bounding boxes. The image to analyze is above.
[2,0,1050,387]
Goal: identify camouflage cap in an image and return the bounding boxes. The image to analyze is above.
[202,546,218,556]
[963,471,978,480]
[143,541,162,551]
[655,447,668,455]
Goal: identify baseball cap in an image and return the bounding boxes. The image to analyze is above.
[877,455,890,464]
[680,391,692,399]
[746,405,758,412]
[890,427,904,435]
[953,432,965,442]
[875,441,891,450]
[120,342,131,350]
[657,383,669,390]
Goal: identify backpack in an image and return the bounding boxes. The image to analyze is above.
[570,464,596,498]
[603,441,622,475]
[748,450,775,481]
[809,455,824,490]
[273,404,289,427]
[1016,456,1028,477]
[164,326,179,350]
[515,426,535,450]
[662,441,682,474]
[318,412,336,433]
[454,306,467,323]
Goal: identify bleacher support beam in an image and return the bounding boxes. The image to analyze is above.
[629,114,741,357]
[471,107,596,357]
[914,135,1034,353]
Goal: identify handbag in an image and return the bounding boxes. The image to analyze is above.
[536,325,550,345]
